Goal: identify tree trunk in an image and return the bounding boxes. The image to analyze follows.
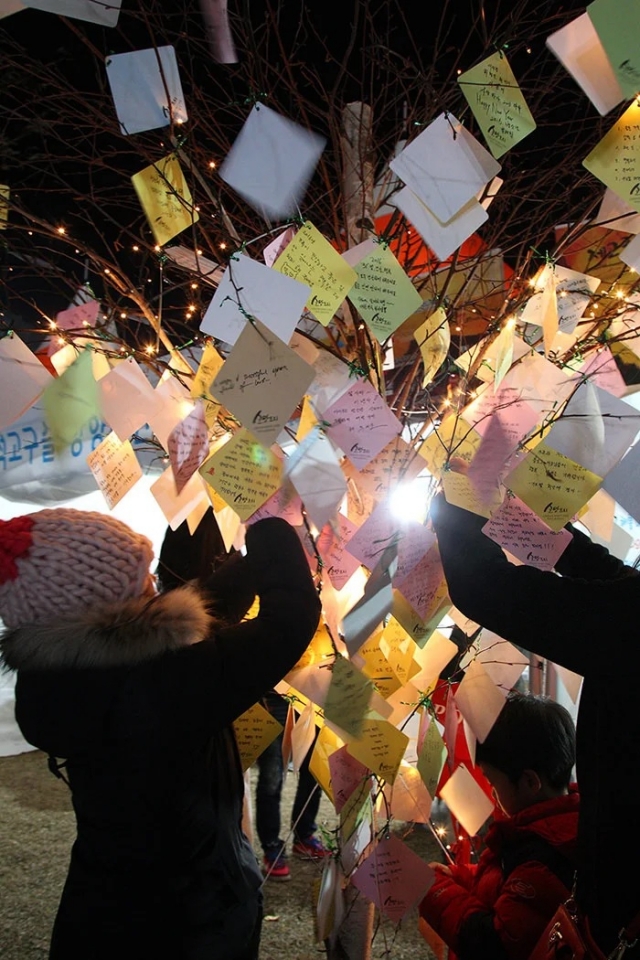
[325,884,374,960]
[340,102,375,248]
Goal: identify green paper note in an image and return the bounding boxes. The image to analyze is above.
[458,51,536,159]
[42,349,100,452]
[588,0,640,100]
[348,244,422,343]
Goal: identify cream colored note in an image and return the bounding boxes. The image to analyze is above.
[98,357,157,442]
[0,332,52,430]
[233,701,283,771]
[460,630,529,692]
[273,221,357,325]
[151,466,209,530]
[131,154,198,247]
[391,589,446,649]
[583,102,640,214]
[358,632,402,699]
[417,717,447,799]
[86,432,142,509]
[439,763,494,836]
[347,242,422,342]
[323,655,375,738]
[347,716,409,785]
[505,442,603,530]
[414,307,451,387]
[199,428,283,522]
[309,725,342,802]
[454,660,506,743]
[458,51,536,158]
[546,11,623,116]
[384,763,434,823]
[42,349,100,452]
[210,318,315,448]
[411,630,458,693]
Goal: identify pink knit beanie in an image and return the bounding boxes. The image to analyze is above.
[0,509,154,629]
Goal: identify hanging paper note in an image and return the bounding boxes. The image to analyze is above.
[22,0,122,26]
[86,432,142,509]
[461,630,529,692]
[455,660,506,743]
[55,299,100,332]
[348,436,425,508]
[385,763,434,823]
[296,394,320,442]
[200,252,310,346]
[583,102,640,213]
[546,12,623,116]
[346,242,422,342]
[244,480,303,526]
[200,0,238,63]
[285,426,347,531]
[417,717,447,798]
[505,443,602,530]
[273,221,357,325]
[414,307,451,387]
[263,226,296,267]
[0,184,9,229]
[588,0,640,100]
[210,319,315,447]
[418,416,483,478]
[233,701,283,771]
[316,514,362,590]
[42,349,100,452]
[411,629,458,694]
[309,725,341,803]
[345,499,435,580]
[0,333,53,430]
[191,342,224,401]
[323,378,402,470]
[219,104,326,221]
[106,46,187,136]
[351,836,434,923]
[329,746,371,813]
[392,186,488,263]
[347,717,410,785]
[323,656,375,738]
[199,428,282,521]
[483,494,573,570]
[439,763,494,836]
[458,52,536,159]
[393,545,447,622]
[151,467,209,530]
[167,401,210,494]
[131,154,198,247]
[165,245,223,286]
[307,349,353,414]
[596,188,640,234]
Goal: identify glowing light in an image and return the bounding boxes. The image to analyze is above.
[219,242,227,250]
[132,245,139,252]
[209,161,216,169]
[388,478,432,524]
[154,245,161,252]
[120,312,127,319]
[49,320,57,330]
[56,226,65,235]
[191,283,198,289]
[145,344,156,355]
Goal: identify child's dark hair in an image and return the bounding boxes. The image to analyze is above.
[475,692,576,790]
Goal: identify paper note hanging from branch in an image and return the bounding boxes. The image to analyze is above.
[233,701,283,771]
[583,101,640,213]
[351,835,435,923]
[0,333,53,430]
[106,45,187,135]
[587,0,640,101]
[86,432,142,509]
[132,154,198,247]
[414,307,451,387]
[42,349,100,452]
[458,51,536,158]
[199,428,283,521]
[345,240,423,342]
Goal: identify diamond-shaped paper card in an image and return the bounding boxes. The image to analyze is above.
[583,102,640,214]
[42,349,100,452]
[199,428,283,521]
[351,836,434,923]
[284,427,347,531]
[86,432,142,510]
[98,357,158,442]
[0,333,53,431]
[131,154,198,247]
[323,378,402,470]
[389,112,501,223]
[345,499,435,581]
[587,0,640,101]
[483,494,573,571]
[273,221,357,325]
[106,45,187,136]
[167,400,210,494]
[344,240,422,342]
[392,186,489,263]
[219,104,326,221]
[546,12,623,116]
[200,252,310,346]
[458,52,536,159]
[210,318,315,448]
[56,299,100,332]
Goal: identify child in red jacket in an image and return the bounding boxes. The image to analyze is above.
[419,693,579,960]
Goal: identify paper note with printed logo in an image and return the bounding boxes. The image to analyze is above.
[458,51,536,159]
[86,432,142,509]
[482,494,572,570]
[106,46,187,135]
[351,835,434,922]
[218,104,326,221]
[210,319,315,448]
[390,112,501,222]
[42,349,100,452]
[200,252,310,346]
[273,221,357,325]
[233,702,283,771]
[347,716,409,785]
[344,240,422,342]
[587,0,640,100]
[199,428,283,521]
[131,154,198,247]
[583,102,640,214]
[0,333,53,430]
[323,378,402,469]
[546,12,623,116]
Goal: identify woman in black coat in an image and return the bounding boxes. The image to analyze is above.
[0,509,320,960]
[431,492,640,957]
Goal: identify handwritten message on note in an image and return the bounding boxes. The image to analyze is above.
[56,299,100,332]
[358,630,402,699]
[191,341,224,403]
[131,154,199,247]
[273,220,357,325]
[329,745,371,813]
[351,835,435,923]
[324,379,402,470]
[483,493,573,570]
[347,717,409,785]
[345,499,435,581]
[414,306,451,388]
[167,401,209,494]
[324,656,375,738]
[584,101,640,213]
[233,701,283,771]
[210,318,315,447]
[199,428,283,521]
[347,243,422,342]
[505,442,603,531]
[86,431,142,509]
[393,545,447,621]
[316,513,362,590]
[417,717,448,799]
[458,51,536,159]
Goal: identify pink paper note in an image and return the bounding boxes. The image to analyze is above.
[263,227,296,268]
[199,0,238,63]
[316,514,362,590]
[351,835,435,923]
[345,500,436,581]
[245,481,303,526]
[328,745,371,813]
[167,401,210,494]
[482,494,573,571]
[393,545,446,620]
[576,347,626,398]
[56,299,100,332]
[324,379,402,469]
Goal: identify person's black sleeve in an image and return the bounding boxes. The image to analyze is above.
[556,524,639,582]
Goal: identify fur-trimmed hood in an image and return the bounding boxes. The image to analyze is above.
[0,585,213,673]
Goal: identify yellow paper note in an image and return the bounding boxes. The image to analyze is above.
[458,51,536,159]
[199,428,283,521]
[418,415,482,478]
[391,590,438,649]
[273,220,357,325]
[442,470,502,518]
[414,307,451,388]
[131,154,199,247]
[296,394,320,442]
[233,701,283,771]
[380,619,421,686]
[86,432,142,509]
[417,718,448,803]
[358,631,403,700]
[323,656,375,738]
[191,341,224,402]
[42,349,100,452]
[290,623,336,672]
[348,243,423,343]
[347,716,409,785]
[309,724,342,802]
[583,101,640,213]
[0,184,9,229]
[505,442,603,531]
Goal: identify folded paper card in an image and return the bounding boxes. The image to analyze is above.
[0,333,53,431]
[106,45,187,135]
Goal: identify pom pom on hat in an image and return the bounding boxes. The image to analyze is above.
[0,509,154,630]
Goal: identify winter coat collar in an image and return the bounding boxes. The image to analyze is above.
[0,585,212,672]
[485,785,580,853]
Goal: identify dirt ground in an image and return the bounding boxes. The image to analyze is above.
[0,750,440,959]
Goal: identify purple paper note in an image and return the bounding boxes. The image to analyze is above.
[56,299,100,332]
[324,379,402,469]
[345,500,436,581]
[351,835,435,923]
[482,494,573,570]
[316,514,362,590]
